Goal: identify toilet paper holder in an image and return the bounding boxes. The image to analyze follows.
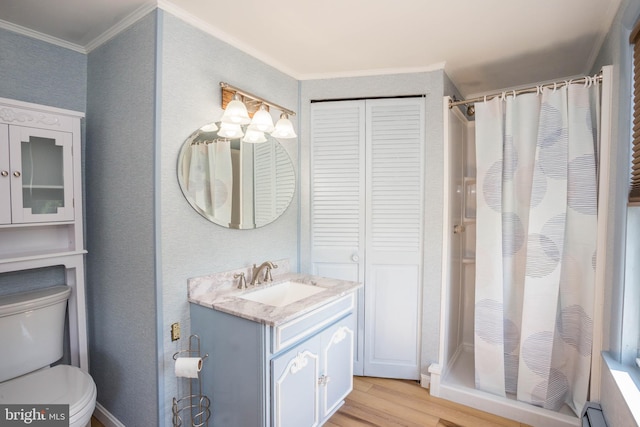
[172,335,210,427]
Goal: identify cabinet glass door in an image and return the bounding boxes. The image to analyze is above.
[9,127,74,223]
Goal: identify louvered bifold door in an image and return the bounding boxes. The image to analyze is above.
[364,98,424,379]
[253,142,276,227]
[310,101,366,375]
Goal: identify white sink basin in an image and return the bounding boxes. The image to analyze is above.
[238,281,326,307]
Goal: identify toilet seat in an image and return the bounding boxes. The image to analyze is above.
[0,365,96,426]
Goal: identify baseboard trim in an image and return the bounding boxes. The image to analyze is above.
[420,373,431,389]
[94,402,125,427]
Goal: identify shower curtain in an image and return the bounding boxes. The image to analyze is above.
[186,140,233,224]
[474,82,598,415]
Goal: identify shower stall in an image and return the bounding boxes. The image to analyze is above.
[430,66,613,427]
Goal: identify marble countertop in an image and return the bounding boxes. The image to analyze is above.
[188,272,362,326]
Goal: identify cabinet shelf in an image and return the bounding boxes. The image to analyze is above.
[0,220,74,229]
[0,249,87,267]
[22,185,64,190]
[463,177,476,221]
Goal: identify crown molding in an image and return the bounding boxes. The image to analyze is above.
[296,61,447,81]
[0,2,157,54]
[157,0,300,79]
[85,1,157,53]
[0,18,85,53]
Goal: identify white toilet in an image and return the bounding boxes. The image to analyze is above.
[0,285,97,427]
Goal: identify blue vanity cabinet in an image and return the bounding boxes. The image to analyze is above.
[189,292,356,427]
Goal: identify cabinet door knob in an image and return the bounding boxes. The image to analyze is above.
[0,170,7,177]
[12,171,21,178]
[351,254,360,262]
[453,224,465,234]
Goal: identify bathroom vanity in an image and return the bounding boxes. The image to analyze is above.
[188,271,360,427]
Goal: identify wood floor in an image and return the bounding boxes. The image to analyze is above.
[326,376,531,427]
[91,376,530,427]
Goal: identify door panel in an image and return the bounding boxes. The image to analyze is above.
[310,101,365,374]
[322,319,354,418]
[310,98,425,380]
[272,342,320,427]
[441,100,467,367]
[9,126,74,223]
[0,124,10,224]
[363,98,424,379]
[366,264,420,376]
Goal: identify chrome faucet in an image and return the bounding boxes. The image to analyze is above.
[250,261,278,286]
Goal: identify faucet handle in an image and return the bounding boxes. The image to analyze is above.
[266,262,279,282]
[234,272,246,289]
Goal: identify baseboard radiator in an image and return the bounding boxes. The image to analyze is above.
[581,402,607,427]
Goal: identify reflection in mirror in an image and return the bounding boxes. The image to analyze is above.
[177,122,296,229]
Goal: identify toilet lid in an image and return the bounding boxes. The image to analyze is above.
[0,365,96,417]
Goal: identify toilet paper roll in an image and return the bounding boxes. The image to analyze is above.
[174,357,203,378]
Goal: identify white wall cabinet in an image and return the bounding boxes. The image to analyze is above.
[190,294,356,427]
[1,125,75,225]
[309,98,425,379]
[0,97,87,370]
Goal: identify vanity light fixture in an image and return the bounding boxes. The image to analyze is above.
[243,128,268,143]
[220,93,251,125]
[217,122,244,139]
[220,82,297,140]
[248,104,275,133]
[271,113,297,138]
[200,122,219,132]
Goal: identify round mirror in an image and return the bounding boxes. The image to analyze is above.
[177,122,296,229]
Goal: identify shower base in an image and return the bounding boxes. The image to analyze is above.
[431,345,580,427]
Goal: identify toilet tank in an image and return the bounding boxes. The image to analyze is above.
[0,285,71,383]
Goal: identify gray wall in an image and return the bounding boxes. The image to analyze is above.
[299,70,458,376]
[86,11,159,426]
[591,0,640,360]
[0,28,86,112]
[158,11,299,425]
[590,0,640,425]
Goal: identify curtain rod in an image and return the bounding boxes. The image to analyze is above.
[449,72,603,109]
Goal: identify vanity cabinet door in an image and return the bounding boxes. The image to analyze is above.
[8,126,74,223]
[272,337,321,427]
[0,124,10,224]
[321,317,354,419]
